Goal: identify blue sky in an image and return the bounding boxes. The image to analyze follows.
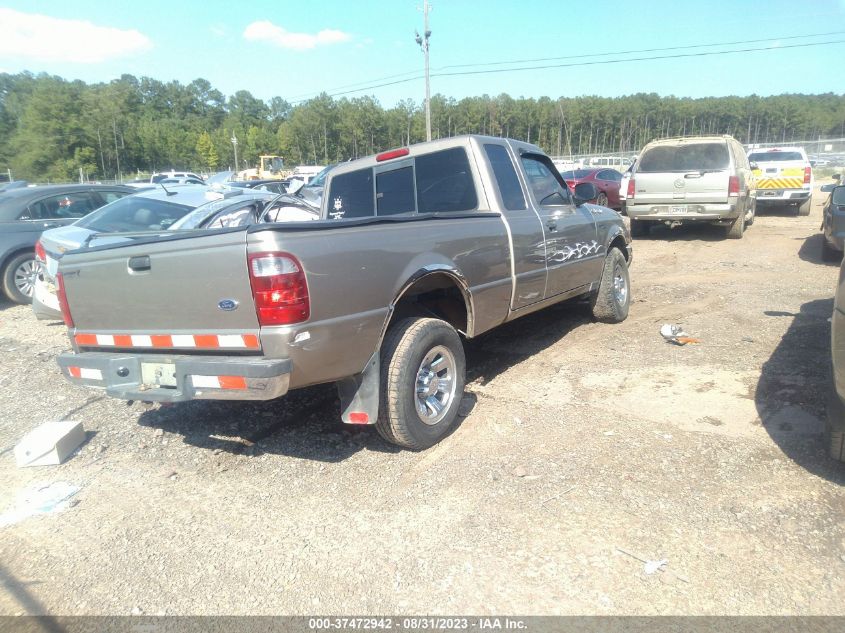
[1,0,844,106]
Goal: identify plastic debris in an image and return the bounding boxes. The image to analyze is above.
[15,421,85,467]
[660,323,701,345]
[643,559,668,575]
[0,481,80,527]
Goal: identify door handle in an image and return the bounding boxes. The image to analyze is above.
[547,220,557,232]
[128,256,151,272]
[42,222,60,228]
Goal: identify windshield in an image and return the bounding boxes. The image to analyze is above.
[748,151,805,162]
[75,196,192,232]
[638,143,730,172]
[169,198,261,230]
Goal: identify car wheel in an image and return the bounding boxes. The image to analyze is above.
[596,192,609,207]
[2,252,39,304]
[376,317,466,450]
[822,236,842,262]
[746,199,756,226]
[725,212,745,239]
[798,197,812,216]
[590,247,630,323]
[630,219,649,237]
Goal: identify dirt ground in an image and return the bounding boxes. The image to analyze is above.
[1,184,844,616]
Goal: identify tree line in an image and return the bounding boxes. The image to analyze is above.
[1,71,844,182]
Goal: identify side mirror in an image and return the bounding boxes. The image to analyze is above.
[573,182,599,206]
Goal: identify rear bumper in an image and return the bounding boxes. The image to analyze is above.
[32,276,62,321]
[57,352,291,403]
[626,202,739,221]
[756,189,811,204]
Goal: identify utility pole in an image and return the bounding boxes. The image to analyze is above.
[112,118,122,182]
[415,0,432,142]
[231,131,239,173]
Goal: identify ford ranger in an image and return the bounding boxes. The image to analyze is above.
[55,135,632,449]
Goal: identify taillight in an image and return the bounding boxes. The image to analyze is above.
[56,272,74,328]
[34,240,46,262]
[728,176,740,197]
[248,252,309,326]
[627,178,635,199]
[804,166,812,184]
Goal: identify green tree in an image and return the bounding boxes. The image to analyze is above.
[195,131,218,170]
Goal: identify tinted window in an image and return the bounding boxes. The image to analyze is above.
[27,192,96,220]
[377,166,415,216]
[833,187,845,205]
[638,143,730,172]
[327,168,374,218]
[484,144,525,211]
[100,190,130,204]
[598,169,622,181]
[416,147,477,213]
[75,196,192,232]
[520,154,570,206]
[748,151,805,163]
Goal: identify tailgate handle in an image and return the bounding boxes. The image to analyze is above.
[128,256,151,272]
[684,173,702,179]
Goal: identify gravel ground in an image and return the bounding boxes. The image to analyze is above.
[1,185,844,615]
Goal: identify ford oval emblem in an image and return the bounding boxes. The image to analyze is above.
[218,299,239,311]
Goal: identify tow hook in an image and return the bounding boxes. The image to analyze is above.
[664,220,683,229]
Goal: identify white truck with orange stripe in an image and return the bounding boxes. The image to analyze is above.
[747,147,814,216]
[54,135,633,449]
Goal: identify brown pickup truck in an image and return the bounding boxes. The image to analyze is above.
[56,135,632,449]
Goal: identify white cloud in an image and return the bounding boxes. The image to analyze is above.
[0,8,152,63]
[243,20,351,51]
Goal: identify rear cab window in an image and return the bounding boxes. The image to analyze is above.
[326,146,478,219]
[748,151,806,163]
[638,142,730,172]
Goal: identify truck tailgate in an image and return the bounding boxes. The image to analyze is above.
[60,230,261,351]
[753,160,805,189]
[634,171,730,205]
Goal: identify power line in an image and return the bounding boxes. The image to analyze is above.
[288,31,844,104]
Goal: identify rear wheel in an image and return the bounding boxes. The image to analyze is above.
[591,247,630,323]
[725,212,745,239]
[630,219,649,237]
[376,317,466,450]
[822,236,841,262]
[826,376,845,462]
[798,197,812,216]
[596,192,609,207]
[2,252,39,304]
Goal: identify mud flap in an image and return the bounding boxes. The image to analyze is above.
[337,353,380,424]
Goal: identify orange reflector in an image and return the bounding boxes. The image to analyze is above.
[68,366,81,378]
[218,376,247,390]
[347,412,370,424]
[75,333,97,346]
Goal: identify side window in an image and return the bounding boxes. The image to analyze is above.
[484,143,526,211]
[599,169,622,182]
[327,168,374,219]
[416,147,477,213]
[28,192,95,219]
[520,154,570,206]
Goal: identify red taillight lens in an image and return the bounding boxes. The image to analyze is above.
[376,147,410,162]
[56,272,74,328]
[248,252,309,326]
[804,166,812,184]
[35,240,46,262]
[627,178,635,199]
[728,176,740,197]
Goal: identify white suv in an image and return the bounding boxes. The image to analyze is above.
[747,147,813,215]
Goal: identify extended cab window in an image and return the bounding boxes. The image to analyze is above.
[377,166,415,215]
[520,154,570,206]
[416,147,477,213]
[327,168,374,219]
[484,144,526,211]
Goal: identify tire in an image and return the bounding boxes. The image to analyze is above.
[596,192,609,207]
[826,375,845,462]
[746,199,756,226]
[2,252,39,304]
[725,212,745,239]
[630,219,649,238]
[591,247,630,323]
[376,317,466,450]
[798,197,812,216]
[822,236,842,263]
